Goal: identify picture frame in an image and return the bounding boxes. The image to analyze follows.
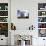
[17,9,29,19]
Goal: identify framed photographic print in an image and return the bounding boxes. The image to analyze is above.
[17,10,29,19]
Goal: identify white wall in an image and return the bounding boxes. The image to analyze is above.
[11,0,38,30]
[11,0,46,30]
[11,0,46,46]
